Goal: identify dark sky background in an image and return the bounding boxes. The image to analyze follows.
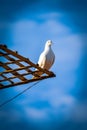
[0,0,87,130]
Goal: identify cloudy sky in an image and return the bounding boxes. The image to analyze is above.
[0,0,87,130]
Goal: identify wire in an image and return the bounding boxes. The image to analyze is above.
[0,81,41,109]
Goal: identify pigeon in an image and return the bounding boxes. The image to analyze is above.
[33,40,55,78]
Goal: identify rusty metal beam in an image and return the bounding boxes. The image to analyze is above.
[0,44,56,89]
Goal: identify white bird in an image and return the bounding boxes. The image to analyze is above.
[33,40,55,78]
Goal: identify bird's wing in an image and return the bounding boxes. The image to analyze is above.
[38,53,46,68]
[51,53,55,66]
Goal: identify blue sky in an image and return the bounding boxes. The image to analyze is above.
[0,0,87,130]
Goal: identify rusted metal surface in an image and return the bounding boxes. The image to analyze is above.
[0,44,56,89]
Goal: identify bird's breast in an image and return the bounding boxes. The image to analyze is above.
[44,50,55,70]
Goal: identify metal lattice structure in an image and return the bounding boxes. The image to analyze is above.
[0,44,55,89]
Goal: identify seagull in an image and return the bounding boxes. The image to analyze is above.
[33,40,55,79]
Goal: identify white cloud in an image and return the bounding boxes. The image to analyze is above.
[51,95,75,108]
[10,13,71,64]
[24,107,49,121]
[70,102,87,122]
[54,34,82,61]
[38,12,61,19]
[39,20,70,36]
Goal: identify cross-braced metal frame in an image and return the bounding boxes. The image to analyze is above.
[0,44,55,89]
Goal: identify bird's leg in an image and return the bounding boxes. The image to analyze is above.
[36,63,39,66]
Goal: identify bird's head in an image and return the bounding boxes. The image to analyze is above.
[46,40,53,47]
